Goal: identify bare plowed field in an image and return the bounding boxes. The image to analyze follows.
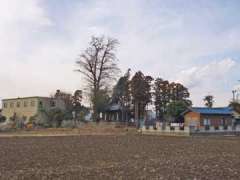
[0,135,239,179]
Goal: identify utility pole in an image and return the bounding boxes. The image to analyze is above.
[232,90,237,102]
[235,80,240,102]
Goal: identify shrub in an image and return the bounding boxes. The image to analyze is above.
[61,120,76,128]
[0,116,6,123]
[78,111,85,121]
[47,108,65,128]
[29,113,50,128]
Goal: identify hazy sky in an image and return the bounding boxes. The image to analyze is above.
[0,0,240,106]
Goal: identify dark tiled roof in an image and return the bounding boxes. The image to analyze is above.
[109,104,122,111]
[105,104,122,111]
[189,107,232,115]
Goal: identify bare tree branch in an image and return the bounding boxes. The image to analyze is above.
[75,35,120,120]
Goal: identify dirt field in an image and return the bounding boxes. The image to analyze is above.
[0,135,239,180]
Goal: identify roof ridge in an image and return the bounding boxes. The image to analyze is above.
[192,107,229,109]
[2,96,52,101]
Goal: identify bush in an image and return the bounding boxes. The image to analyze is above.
[0,116,6,123]
[29,113,50,128]
[78,111,85,121]
[29,115,37,123]
[47,108,65,128]
[61,120,76,128]
[0,121,14,131]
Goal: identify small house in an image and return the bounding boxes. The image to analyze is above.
[183,107,234,129]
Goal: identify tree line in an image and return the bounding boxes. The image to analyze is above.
[74,35,240,125]
[76,36,191,123]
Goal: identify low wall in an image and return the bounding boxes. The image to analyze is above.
[190,125,240,136]
[141,125,240,136]
[141,125,190,136]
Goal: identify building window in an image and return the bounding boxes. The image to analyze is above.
[24,101,28,107]
[39,101,43,107]
[16,102,21,108]
[50,101,56,107]
[203,119,211,126]
[10,102,14,108]
[3,103,8,108]
[31,101,35,107]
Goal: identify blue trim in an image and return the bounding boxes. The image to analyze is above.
[190,107,232,115]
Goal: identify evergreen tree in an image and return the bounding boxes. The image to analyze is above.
[112,69,131,121]
[154,79,191,121]
[154,78,170,120]
[131,71,153,126]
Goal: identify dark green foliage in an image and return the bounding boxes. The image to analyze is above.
[154,78,191,121]
[166,100,189,120]
[131,72,153,107]
[154,78,170,119]
[47,108,65,127]
[93,88,111,114]
[131,71,153,122]
[72,90,83,113]
[54,89,87,118]
[203,95,214,108]
[112,69,131,121]
[54,90,73,112]
[29,115,38,123]
[112,69,131,104]
[169,82,190,102]
[0,115,6,123]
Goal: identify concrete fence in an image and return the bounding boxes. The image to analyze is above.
[141,125,190,136]
[141,125,240,136]
[190,125,240,135]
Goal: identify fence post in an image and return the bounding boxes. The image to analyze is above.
[175,126,180,132]
[149,126,154,131]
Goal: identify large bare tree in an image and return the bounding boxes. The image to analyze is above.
[76,36,120,120]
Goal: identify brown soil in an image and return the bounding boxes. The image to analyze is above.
[0,135,239,180]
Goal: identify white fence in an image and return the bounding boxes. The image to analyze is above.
[189,125,240,133]
[141,125,240,136]
[141,125,190,136]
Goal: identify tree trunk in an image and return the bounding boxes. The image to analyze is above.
[135,101,139,128]
[92,87,99,122]
[121,106,124,122]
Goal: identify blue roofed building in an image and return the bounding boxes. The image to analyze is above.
[182,107,237,129]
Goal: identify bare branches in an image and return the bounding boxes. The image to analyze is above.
[75,35,120,119]
[76,36,119,90]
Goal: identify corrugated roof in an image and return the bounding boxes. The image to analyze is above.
[190,107,232,115]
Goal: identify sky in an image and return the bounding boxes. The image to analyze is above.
[0,0,240,107]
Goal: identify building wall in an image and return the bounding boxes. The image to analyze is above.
[2,97,66,121]
[184,112,200,127]
[2,97,39,121]
[200,115,232,126]
[184,111,233,127]
[38,98,65,111]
